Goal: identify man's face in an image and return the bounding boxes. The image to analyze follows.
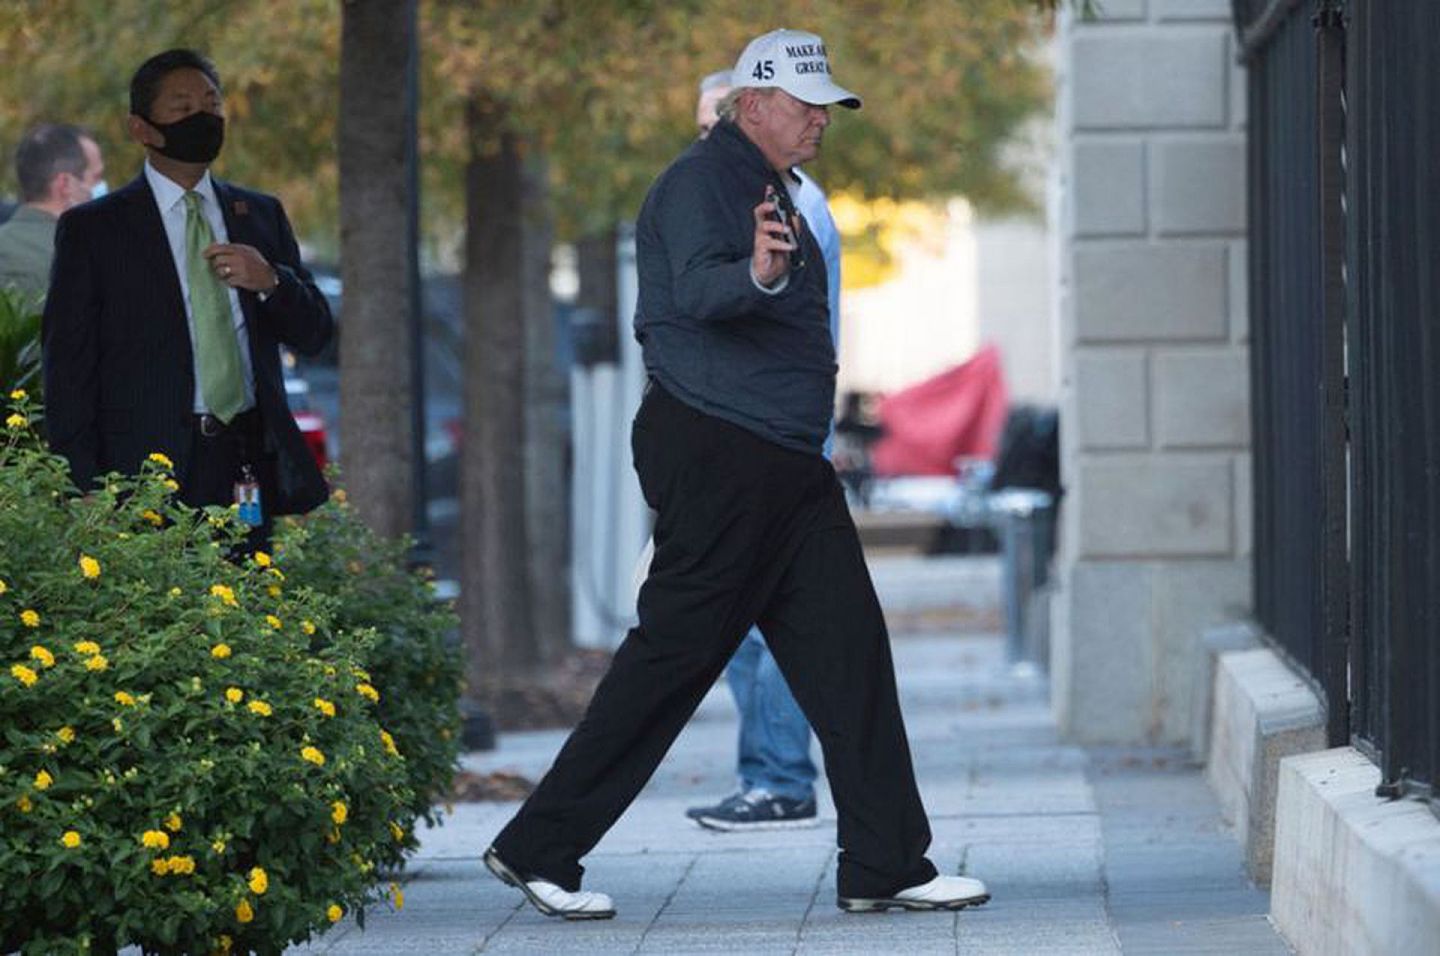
[746,89,830,169]
[57,136,104,210]
[696,86,729,137]
[133,66,223,148]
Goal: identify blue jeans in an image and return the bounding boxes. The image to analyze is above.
[726,627,816,801]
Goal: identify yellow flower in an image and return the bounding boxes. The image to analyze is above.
[112,717,124,733]
[355,683,379,703]
[61,830,81,849]
[141,830,171,850]
[5,413,27,429]
[331,801,348,825]
[267,585,282,598]
[73,640,100,655]
[301,620,316,636]
[211,643,232,660]
[114,691,136,707]
[9,388,26,400]
[20,609,39,628]
[300,746,326,767]
[332,489,348,504]
[247,700,273,717]
[268,567,285,582]
[253,551,272,568]
[209,584,238,608]
[389,821,405,842]
[56,726,75,744]
[151,857,171,875]
[327,904,343,923]
[85,655,109,672]
[380,729,400,757]
[79,555,101,579]
[390,882,405,911]
[10,664,37,686]
[168,587,182,597]
[17,795,32,813]
[30,645,55,668]
[225,687,244,704]
[313,697,335,717]
[264,614,282,631]
[0,578,7,594]
[164,812,183,832]
[34,770,53,790]
[147,451,174,469]
[169,855,196,874]
[248,866,268,895]
[235,899,254,924]
[141,509,164,527]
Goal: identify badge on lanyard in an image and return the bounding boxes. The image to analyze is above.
[234,464,264,527]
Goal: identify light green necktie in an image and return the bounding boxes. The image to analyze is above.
[184,190,246,423]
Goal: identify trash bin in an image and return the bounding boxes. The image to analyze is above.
[990,488,1056,669]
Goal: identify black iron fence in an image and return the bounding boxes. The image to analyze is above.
[1237,0,1440,811]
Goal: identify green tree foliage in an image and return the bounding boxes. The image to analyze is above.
[421,0,1052,240]
[0,0,341,254]
[0,0,1052,247]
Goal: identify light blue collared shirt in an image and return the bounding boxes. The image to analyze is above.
[144,160,256,414]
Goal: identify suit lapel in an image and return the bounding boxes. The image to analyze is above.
[118,175,192,350]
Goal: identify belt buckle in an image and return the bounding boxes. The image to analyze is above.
[199,414,223,437]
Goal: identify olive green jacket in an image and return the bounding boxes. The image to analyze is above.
[0,205,58,300]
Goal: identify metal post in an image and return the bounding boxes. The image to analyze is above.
[1314,0,1350,749]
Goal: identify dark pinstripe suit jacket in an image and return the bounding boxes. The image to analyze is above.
[42,172,333,514]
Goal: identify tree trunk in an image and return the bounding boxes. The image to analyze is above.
[521,155,573,664]
[461,96,537,700]
[337,0,415,537]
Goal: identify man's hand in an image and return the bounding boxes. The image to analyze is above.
[751,192,798,288]
[203,243,279,294]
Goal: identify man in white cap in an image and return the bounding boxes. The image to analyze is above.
[484,28,989,920]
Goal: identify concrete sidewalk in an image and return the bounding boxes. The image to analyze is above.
[294,556,1292,955]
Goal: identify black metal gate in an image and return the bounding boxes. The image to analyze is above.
[1237,0,1440,811]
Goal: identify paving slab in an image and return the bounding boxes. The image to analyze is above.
[288,556,1290,955]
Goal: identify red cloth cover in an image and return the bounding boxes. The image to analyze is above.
[869,344,1010,476]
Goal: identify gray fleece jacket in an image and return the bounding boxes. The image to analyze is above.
[633,119,835,455]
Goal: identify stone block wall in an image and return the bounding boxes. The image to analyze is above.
[1051,1,1251,744]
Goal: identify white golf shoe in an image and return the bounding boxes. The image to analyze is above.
[484,847,616,920]
[838,873,991,913]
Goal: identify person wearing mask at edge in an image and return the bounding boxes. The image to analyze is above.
[0,124,105,300]
[482,28,990,921]
[682,66,841,833]
[42,49,333,550]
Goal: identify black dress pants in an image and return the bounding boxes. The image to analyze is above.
[491,382,937,899]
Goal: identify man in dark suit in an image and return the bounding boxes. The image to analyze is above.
[43,49,332,538]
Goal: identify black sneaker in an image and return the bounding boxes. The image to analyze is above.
[686,789,819,831]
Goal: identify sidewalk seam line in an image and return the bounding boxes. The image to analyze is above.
[632,851,699,954]
[791,850,831,954]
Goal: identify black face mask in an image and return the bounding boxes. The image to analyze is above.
[145,110,224,164]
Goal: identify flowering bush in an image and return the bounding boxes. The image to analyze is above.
[0,287,42,397]
[273,485,463,867]
[0,394,417,955]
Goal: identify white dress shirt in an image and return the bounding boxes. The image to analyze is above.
[144,160,256,414]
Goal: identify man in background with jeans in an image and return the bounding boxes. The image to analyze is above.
[683,67,842,831]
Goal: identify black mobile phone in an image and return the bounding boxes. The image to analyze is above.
[765,185,795,245]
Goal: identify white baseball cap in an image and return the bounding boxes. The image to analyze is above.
[732,29,862,109]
